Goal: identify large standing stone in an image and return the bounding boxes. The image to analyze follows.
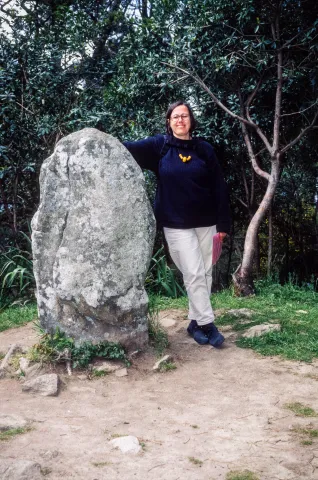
[32,128,155,349]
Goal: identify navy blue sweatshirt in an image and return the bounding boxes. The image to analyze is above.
[123,134,231,234]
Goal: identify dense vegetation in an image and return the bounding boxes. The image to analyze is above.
[0,0,317,304]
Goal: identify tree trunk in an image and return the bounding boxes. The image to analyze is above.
[254,232,260,277]
[233,159,280,295]
[267,201,273,277]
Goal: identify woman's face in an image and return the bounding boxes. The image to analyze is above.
[168,105,191,140]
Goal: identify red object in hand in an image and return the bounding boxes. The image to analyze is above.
[212,232,223,265]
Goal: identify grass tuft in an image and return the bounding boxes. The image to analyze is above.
[301,440,313,446]
[0,426,32,441]
[292,426,318,438]
[159,361,177,372]
[91,369,109,378]
[226,470,259,480]
[92,462,112,467]
[148,296,169,356]
[188,456,203,466]
[284,402,318,417]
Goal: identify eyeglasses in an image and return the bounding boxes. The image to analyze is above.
[170,114,190,122]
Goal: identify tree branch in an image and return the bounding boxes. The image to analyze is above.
[235,195,248,209]
[272,17,283,155]
[241,164,250,206]
[238,90,271,182]
[281,109,318,154]
[280,101,318,117]
[161,61,272,153]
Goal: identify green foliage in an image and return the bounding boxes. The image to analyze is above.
[0,427,32,442]
[159,361,177,372]
[146,246,186,298]
[0,303,37,332]
[29,327,129,369]
[71,341,129,369]
[226,471,259,480]
[284,402,318,417]
[0,233,35,305]
[292,426,318,439]
[154,279,318,362]
[91,369,108,378]
[147,296,169,356]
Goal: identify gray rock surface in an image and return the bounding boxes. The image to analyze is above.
[32,128,155,349]
[19,357,30,373]
[153,355,173,371]
[0,459,43,480]
[94,360,122,373]
[242,323,281,338]
[109,435,142,454]
[159,317,177,328]
[23,363,43,380]
[0,414,28,432]
[22,374,59,396]
[0,344,21,378]
[115,367,128,377]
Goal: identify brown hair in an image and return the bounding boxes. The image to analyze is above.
[165,101,196,135]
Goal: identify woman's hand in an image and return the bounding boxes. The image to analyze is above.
[218,232,227,241]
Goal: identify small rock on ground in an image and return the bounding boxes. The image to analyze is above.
[22,374,59,396]
[109,435,142,454]
[39,449,60,460]
[115,368,128,377]
[19,357,30,373]
[0,414,28,432]
[153,355,172,371]
[0,459,43,480]
[0,344,21,378]
[158,317,177,328]
[243,323,281,338]
[23,363,43,380]
[93,360,122,373]
[227,308,255,318]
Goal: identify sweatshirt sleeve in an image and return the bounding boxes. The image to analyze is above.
[204,143,232,234]
[123,135,164,174]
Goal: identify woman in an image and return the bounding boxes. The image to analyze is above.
[124,101,231,347]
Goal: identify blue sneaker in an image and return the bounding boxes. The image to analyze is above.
[187,320,209,345]
[201,323,225,348]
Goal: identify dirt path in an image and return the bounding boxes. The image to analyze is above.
[1,311,318,480]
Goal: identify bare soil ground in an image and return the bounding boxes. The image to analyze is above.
[1,310,318,480]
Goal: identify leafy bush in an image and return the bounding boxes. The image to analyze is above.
[29,327,129,368]
[146,246,186,298]
[0,233,35,306]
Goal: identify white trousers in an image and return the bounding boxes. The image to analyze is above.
[163,226,216,326]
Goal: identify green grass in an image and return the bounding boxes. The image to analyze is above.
[188,456,203,466]
[158,361,177,372]
[0,303,37,332]
[152,280,318,362]
[1,280,317,363]
[292,426,318,438]
[226,471,259,480]
[91,369,109,378]
[0,427,32,441]
[148,296,169,356]
[284,402,318,417]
